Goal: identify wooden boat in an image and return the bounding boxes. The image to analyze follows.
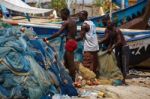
[120,0,150,29]
[8,0,148,35]
[2,0,150,66]
[127,34,150,66]
[2,0,148,27]
[85,0,148,28]
[7,0,149,66]
[17,22,150,66]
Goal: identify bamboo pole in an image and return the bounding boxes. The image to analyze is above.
[122,0,125,9]
[109,0,112,20]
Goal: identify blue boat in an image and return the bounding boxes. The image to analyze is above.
[3,0,149,33]
[18,22,150,66]
[16,0,150,66]
[14,0,149,35]
[85,0,148,28]
[2,0,150,66]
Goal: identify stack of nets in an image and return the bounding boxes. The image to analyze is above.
[0,21,76,99]
[98,51,123,80]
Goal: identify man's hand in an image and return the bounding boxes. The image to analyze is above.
[107,48,113,54]
[20,27,25,32]
[98,40,102,44]
[60,34,65,38]
[43,38,49,43]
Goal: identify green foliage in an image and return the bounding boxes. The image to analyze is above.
[94,0,104,7]
[51,0,67,11]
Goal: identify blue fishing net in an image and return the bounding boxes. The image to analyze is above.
[0,21,78,98]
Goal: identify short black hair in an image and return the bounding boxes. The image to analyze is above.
[103,14,110,20]
[61,8,70,16]
[81,10,88,17]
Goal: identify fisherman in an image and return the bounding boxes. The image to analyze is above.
[99,19,129,84]
[44,8,77,81]
[76,11,100,75]
[102,15,110,27]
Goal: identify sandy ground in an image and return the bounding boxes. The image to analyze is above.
[72,70,150,99]
[76,85,150,99]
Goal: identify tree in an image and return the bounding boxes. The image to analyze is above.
[65,0,74,14]
[94,0,105,16]
[51,0,67,12]
[94,0,104,7]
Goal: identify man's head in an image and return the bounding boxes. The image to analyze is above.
[102,15,110,27]
[78,10,88,22]
[60,8,70,20]
[107,19,115,30]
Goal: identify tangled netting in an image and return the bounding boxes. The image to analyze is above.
[0,21,78,99]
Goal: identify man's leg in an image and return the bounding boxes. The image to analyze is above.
[64,51,68,69]
[115,48,122,70]
[92,51,100,77]
[121,45,130,84]
[65,51,76,81]
[115,48,127,84]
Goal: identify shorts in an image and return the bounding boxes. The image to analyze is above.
[65,39,77,52]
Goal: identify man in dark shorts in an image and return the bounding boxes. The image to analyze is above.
[99,19,129,84]
[44,8,77,81]
[76,11,100,75]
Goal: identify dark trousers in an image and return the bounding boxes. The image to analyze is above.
[115,45,129,79]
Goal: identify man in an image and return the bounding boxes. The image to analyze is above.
[44,8,77,81]
[102,15,110,27]
[76,11,99,75]
[99,19,129,84]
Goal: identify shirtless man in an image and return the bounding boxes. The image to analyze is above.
[76,11,99,75]
[99,20,129,84]
[44,8,77,81]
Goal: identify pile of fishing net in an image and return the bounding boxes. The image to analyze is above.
[0,22,77,99]
[98,51,123,82]
[77,63,96,80]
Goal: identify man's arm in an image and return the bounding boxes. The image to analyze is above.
[76,23,89,41]
[107,29,122,53]
[112,29,122,49]
[99,29,109,44]
[46,22,68,40]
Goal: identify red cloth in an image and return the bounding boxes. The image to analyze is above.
[65,39,77,52]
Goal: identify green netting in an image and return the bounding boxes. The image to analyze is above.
[98,51,123,80]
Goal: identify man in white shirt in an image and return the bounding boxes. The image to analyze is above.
[76,11,99,74]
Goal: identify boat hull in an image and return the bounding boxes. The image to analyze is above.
[86,0,147,27]
[127,35,150,65]
[18,23,150,66]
